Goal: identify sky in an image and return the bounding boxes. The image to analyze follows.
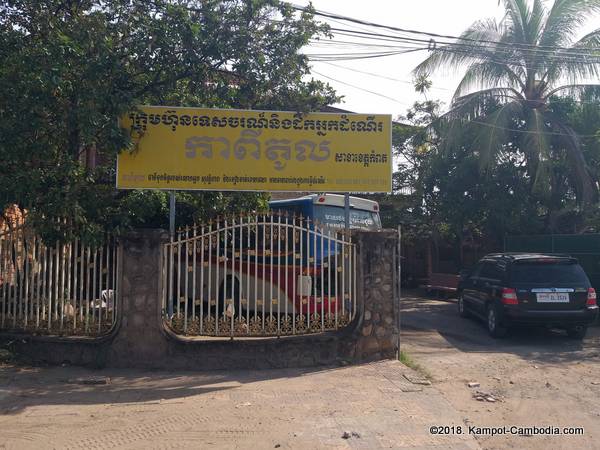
[292,0,598,119]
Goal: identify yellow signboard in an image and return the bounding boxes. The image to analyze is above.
[117,106,392,193]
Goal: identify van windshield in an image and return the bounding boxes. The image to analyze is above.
[313,205,381,230]
[510,262,589,284]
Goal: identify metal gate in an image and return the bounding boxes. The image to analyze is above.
[0,226,120,336]
[162,213,357,337]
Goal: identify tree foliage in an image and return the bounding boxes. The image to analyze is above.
[388,84,600,266]
[0,0,338,241]
[414,0,600,206]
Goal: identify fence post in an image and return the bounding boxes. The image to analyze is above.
[397,225,401,357]
[109,229,168,367]
[351,230,399,361]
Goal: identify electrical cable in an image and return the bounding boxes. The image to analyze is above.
[324,27,600,63]
[316,61,453,91]
[287,3,600,56]
[311,70,414,106]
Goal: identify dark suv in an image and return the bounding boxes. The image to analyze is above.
[458,253,599,339]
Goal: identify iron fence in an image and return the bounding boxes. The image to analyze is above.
[162,213,357,337]
[0,226,119,336]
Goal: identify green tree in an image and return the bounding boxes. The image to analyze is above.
[0,0,338,241]
[414,0,600,206]
[390,88,548,267]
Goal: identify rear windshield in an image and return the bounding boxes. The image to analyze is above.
[510,262,589,284]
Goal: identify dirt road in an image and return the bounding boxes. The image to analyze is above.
[0,356,478,449]
[401,293,600,450]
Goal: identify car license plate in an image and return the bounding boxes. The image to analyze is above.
[536,292,569,303]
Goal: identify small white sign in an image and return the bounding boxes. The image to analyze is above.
[536,293,569,303]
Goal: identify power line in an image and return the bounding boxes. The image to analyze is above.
[288,3,600,56]
[310,71,599,137]
[318,60,600,104]
[269,14,600,64]
[311,70,413,107]
[468,118,599,138]
[317,61,453,92]
[325,27,600,65]
[309,37,566,68]
[306,48,423,62]
[309,38,424,50]
[300,23,600,71]
[308,40,600,70]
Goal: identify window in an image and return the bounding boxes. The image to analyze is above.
[479,262,504,282]
[468,263,483,279]
[510,262,589,284]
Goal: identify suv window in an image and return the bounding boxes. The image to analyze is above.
[468,263,483,279]
[479,261,504,282]
[510,262,589,284]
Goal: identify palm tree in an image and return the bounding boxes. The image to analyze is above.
[414,0,600,205]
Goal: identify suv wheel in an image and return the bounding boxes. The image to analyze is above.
[458,293,469,318]
[487,304,507,338]
[566,325,587,340]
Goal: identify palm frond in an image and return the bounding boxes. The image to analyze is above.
[524,109,551,196]
[545,83,600,99]
[540,0,600,48]
[431,93,520,159]
[526,0,550,71]
[502,0,531,44]
[474,101,523,170]
[413,19,507,76]
[529,0,547,43]
[570,27,600,48]
[449,87,523,122]
[546,112,598,205]
[543,28,600,84]
[453,61,525,99]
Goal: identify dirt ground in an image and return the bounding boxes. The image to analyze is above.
[401,292,600,450]
[0,355,478,449]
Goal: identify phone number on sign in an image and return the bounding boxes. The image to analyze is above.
[429,425,584,436]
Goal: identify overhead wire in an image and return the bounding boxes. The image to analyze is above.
[334,41,599,73]
[287,3,600,56]
[324,27,600,65]
[311,70,414,107]
[298,26,600,70]
[316,61,453,92]
[152,1,600,138]
[308,38,425,50]
[269,13,600,63]
[309,69,599,138]
[468,118,599,138]
[306,48,424,61]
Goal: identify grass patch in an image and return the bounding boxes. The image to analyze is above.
[399,350,432,380]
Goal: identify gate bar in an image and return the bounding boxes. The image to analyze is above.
[344,193,350,230]
[169,191,176,240]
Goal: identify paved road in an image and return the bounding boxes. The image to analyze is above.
[400,292,600,450]
[0,358,478,449]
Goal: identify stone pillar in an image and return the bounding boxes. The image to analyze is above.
[108,229,168,367]
[353,231,399,361]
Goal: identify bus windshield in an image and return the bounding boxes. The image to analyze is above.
[313,205,381,230]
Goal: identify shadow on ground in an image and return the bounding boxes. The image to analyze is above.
[0,361,357,416]
[400,293,600,365]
